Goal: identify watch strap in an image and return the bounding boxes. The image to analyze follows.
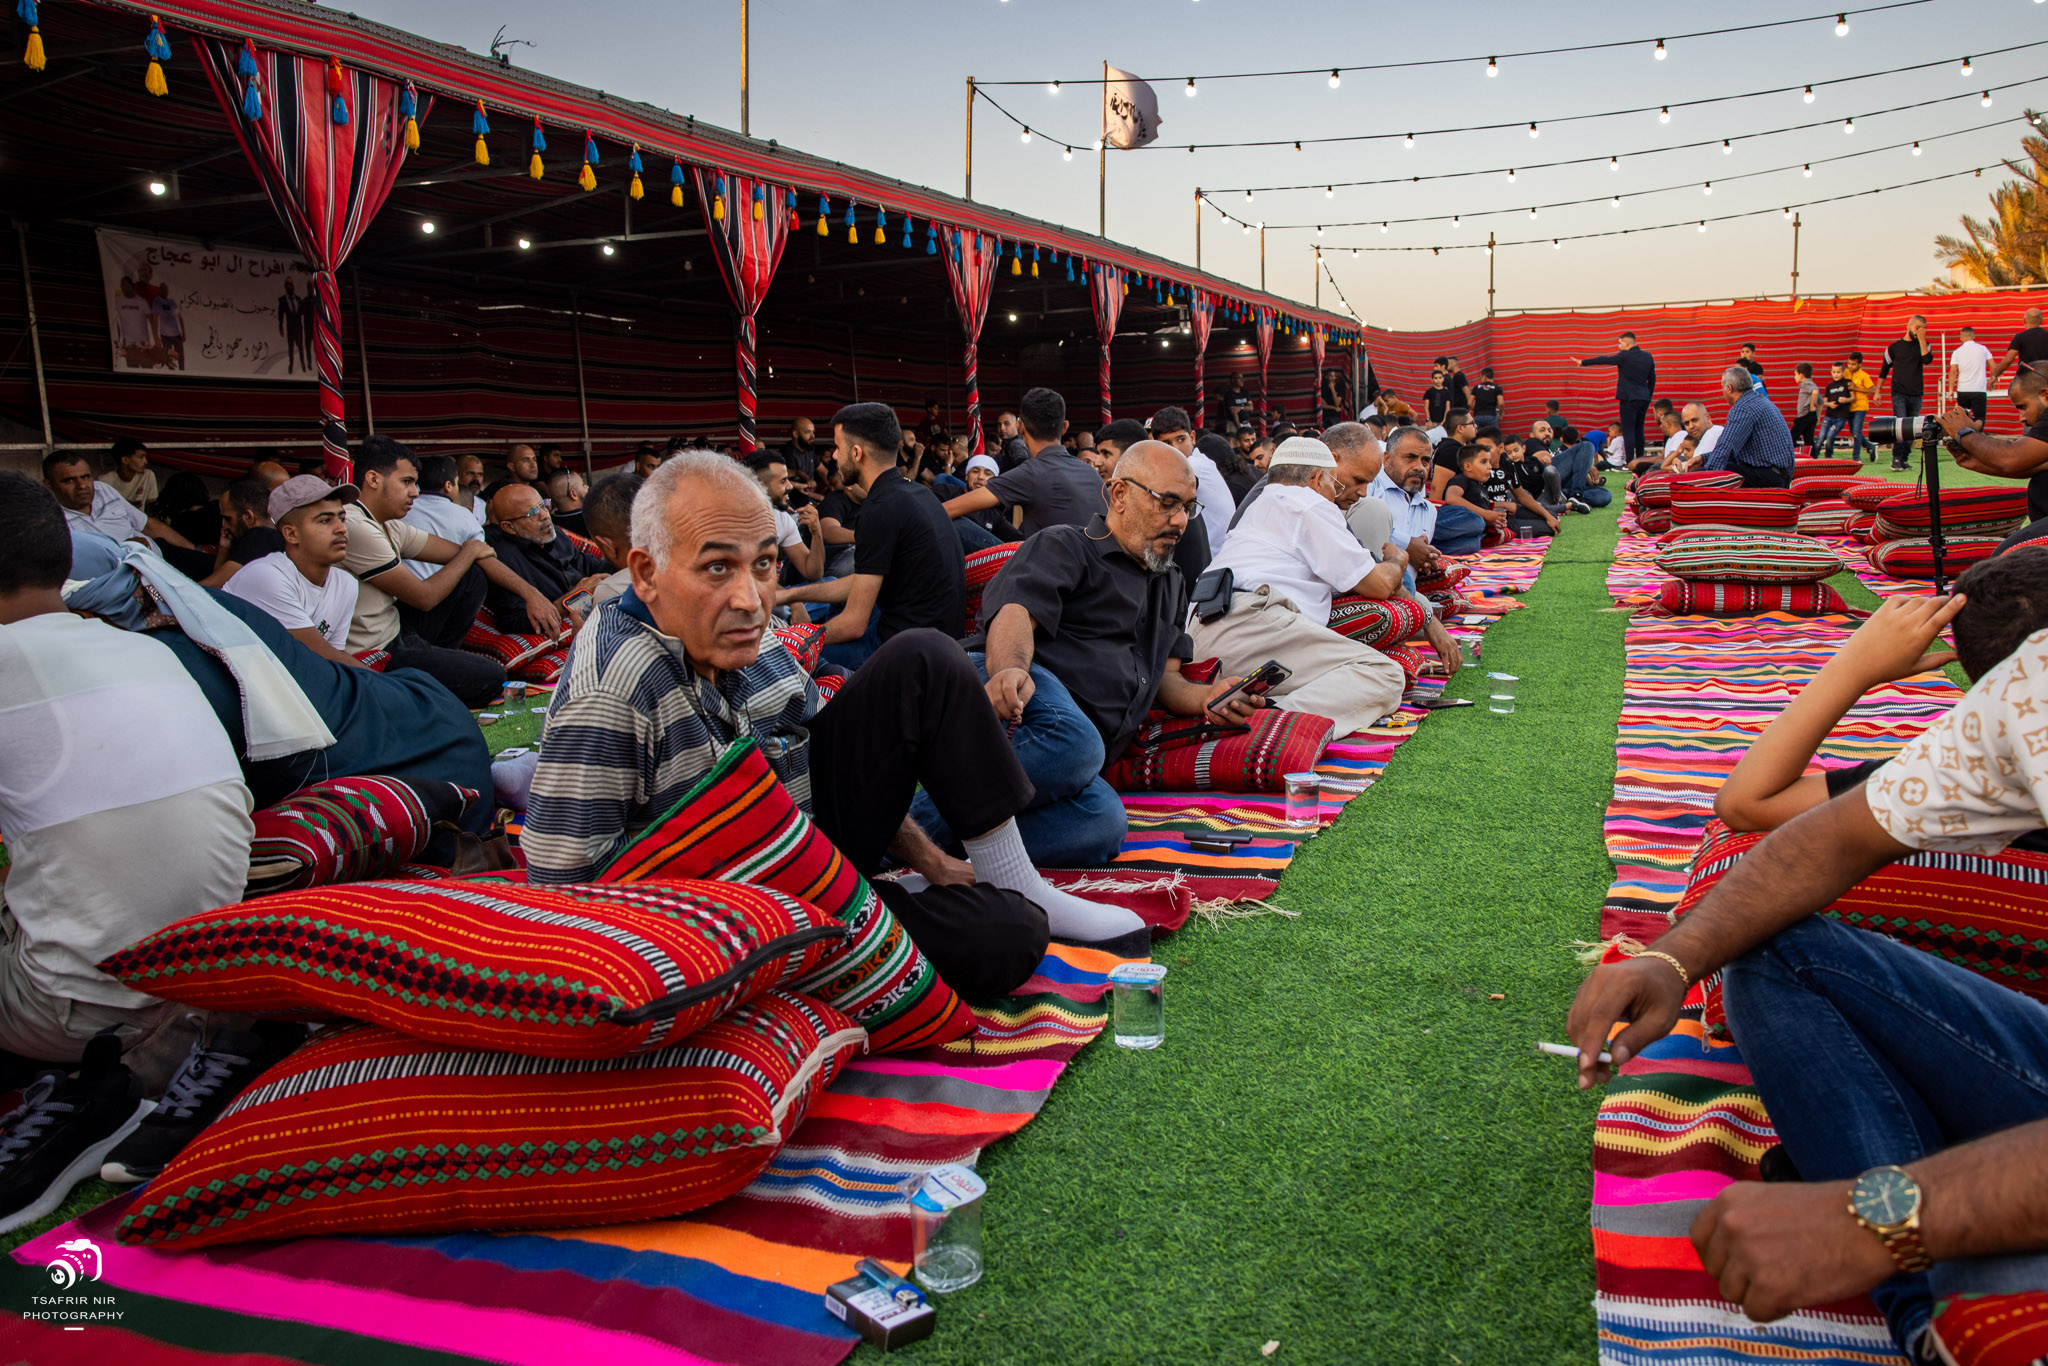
[1876,1223,1933,1275]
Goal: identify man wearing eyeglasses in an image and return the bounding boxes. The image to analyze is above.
[483,482,612,636]
[1936,365,2048,526]
[1189,436,1408,738]
[911,441,1255,871]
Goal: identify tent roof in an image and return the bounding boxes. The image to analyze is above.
[69,0,1355,333]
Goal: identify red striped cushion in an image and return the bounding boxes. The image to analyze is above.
[1655,532,1846,584]
[1845,510,1879,541]
[100,877,848,1058]
[1634,507,1673,534]
[1653,580,1849,617]
[1791,458,1867,479]
[1668,487,1803,530]
[116,991,865,1249]
[963,541,1021,633]
[1846,484,1904,511]
[1795,499,1859,536]
[1667,470,1745,492]
[1875,485,2029,535]
[245,776,478,896]
[462,617,568,684]
[1105,706,1335,794]
[1635,474,1673,508]
[597,739,977,1053]
[1931,1293,2048,1366]
[1327,594,1429,648]
[1866,537,2004,577]
[1414,563,1471,593]
[1791,475,1892,503]
[1657,525,1751,547]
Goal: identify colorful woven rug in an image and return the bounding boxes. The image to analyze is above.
[0,939,1136,1366]
[1607,533,1667,607]
[1592,610,1960,1365]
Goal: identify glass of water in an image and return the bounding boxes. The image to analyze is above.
[1283,771,1322,826]
[1108,962,1168,1049]
[909,1163,987,1293]
[1488,672,1519,714]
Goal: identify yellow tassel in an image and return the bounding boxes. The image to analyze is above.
[578,161,595,191]
[474,135,489,166]
[629,173,643,200]
[145,60,168,97]
[752,198,763,221]
[1011,255,1021,275]
[404,117,420,151]
[672,184,685,208]
[1032,259,1040,278]
[1122,280,1129,295]
[23,27,44,72]
[847,220,858,243]
[874,222,887,245]
[529,151,544,181]
[712,194,724,219]
[816,214,828,236]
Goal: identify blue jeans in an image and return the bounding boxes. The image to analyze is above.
[909,656,1127,867]
[1723,915,2048,1352]
[1435,504,1487,556]
[1848,409,1871,459]
[1580,485,1613,508]
[1891,394,1923,465]
[1817,415,1848,455]
[820,608,881,672]
[1552,441,1597,498]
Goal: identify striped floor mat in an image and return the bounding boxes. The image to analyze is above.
[1592,611,1960,1366]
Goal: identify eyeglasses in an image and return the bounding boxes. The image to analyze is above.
[1119,478,1201,518]
[502,506,549,525]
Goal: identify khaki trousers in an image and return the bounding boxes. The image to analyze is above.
[1188,589,1406,737]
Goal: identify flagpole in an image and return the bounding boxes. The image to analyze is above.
[1098,60,1107,237]
[964,78,974,200]
[1194,188,1201,270]
[739,0,749,136]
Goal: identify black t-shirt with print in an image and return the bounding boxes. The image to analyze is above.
[1471,380,1503,418]
[1483,464,1516,506]
[1502,454,1549,501]
[1448,472,1494,509]
[1423,385,1451,424]
[1824,378,1854,417]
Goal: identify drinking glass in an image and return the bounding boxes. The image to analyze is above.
[1488,672,1519,715]
[1283,771,1321,826]
[909,1164,987,1293]
[1108,963,1168,1049]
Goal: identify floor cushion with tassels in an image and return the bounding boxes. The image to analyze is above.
[1326,594,1429,648]
[1930,1293,2048,1366]
[243,775,479,896]
[1867,537,2004,578]
[1649,580,1851,617]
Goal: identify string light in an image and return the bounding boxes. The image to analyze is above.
[1960,57,1972,75]
[1654,38,1666,59]
[1380,222,1389,232]
[1451,215,1461,227]
[1242,222,1251,235]
[1487,57,1498,76]
[1911,140,1922,154]
[1527,206,1538,219]
[1835,13,1849,35]
[1698,220,1708,232]
[1784,206,1794,218]
[1326,185,1334,197]
[1092,136,1103,151]
[1185,76,1196,96]
[517,236,532,249]
[1317,223,1324,236]
[1049,79,1060,93]
[1659,106,1671,122]
[1722,138,1733,153]
[1552,239,1561,249]
[1804,162,1813,175]
[1804,85,1816,101]
[1612,195,1622,206]
[1329,69,1341,88]
[1610,156,1620,170]
[1351,247,1359,256]
[1703,181,1713,194]
[1844,115,1856,131]
[1403,132,1415,148]
[601,241,616,256]
[1245,189,1255,202]
[1020,127,1031,143]
[1506,168,1517,183]
[420,220,436,234]
[1982,90,1993,106]
[1063,145,1073,160]
[1529,121,1540,137]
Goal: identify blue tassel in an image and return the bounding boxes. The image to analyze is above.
[844,200,855,226]
[902,215,913,249]
[628,146,643,175]
[472,102,489,136]
[925,222,937,256]
[236,37,256,79]
[242,77,263,120]
[144,19,171,61]
[1065,259,1076,283]
[332,93,348,125]
[398,84,417,119]
[16,0,37,25]
[583,133,599,166]
[531,121,546,153]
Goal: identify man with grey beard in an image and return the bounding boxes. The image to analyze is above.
[917,441,1261,867]
[483,482,611,634]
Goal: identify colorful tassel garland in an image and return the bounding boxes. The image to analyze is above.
[925,222,937,255]
[578,132,598,191]
[529,117,546,180]
[901,214,912,249]
[627,145,644,201]
[1065,258,1076,283]
[242,74,263,121]
[399,82,420,151]
[18,0,42,67]
[327,56,347,124]
[816,195,830,236]
[472,100,489,165]
[143,15,170,95]
[674,160,689,210]
[752,183,765,221]
[845,200,856,243]
[1031,246,1040,277]
[875,209,888,245]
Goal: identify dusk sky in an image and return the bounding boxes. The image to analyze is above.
[352,0,2043,330]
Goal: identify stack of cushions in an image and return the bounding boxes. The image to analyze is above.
[1795,499,1864,536]
[1630,473,1673,534]
[1668,485,1803,532]
[1845,484,1903,513]
[115,992,866,1249]
[1667,470,1745,492]
[246,776,478,897]
[1789,457,1867,480]
[99,877,852,1059]
[1650,531,1848,617]
[963,541,1021,634]
[1791,474,1891,505]
[1844,509,1880,541]
[1872,485,2029,542]
[595,739,979,1053]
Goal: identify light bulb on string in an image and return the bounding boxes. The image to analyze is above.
[1982,91,1994,107]
[1835,13,1848,35]
[1316,224,1324,236]
[1403,133,1414,148]
[1351,247,1358,256]
[601,241,616,256]
[1804,85,1815,102]
[1611,195,1621,207]
[1506,168,1516,183]
[1911,141,1922,155]
[1552,239,1561,250]
[1528,121,1539,138]
[1379,222,1389,233]
[1185,76,1196,97]
[1654,38,1666,59]
[1609,155,1619,170]
[1325,185,1334,198]
[1451,215,1460,228]
[1092,136,1103,151]
[1703,182,1712,195]
[1329,69,1341,88]
[1527,206,1537,220]
[1804,163,1813,176]
[1722,139,1733,154]
[1844,116,1855,132]
[1486,57,1498,76]
[1783,206,1794,218]
[1244,189,1254,203]
[1049,79,1060,93]
[1063,145,1073,160]
[1020,127,1031,143]
[1658,106,1670,123]
[1960,57,1972,76]
[1241,222,1251,235]
[1698,221,1708,232]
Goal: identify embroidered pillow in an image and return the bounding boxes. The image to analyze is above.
[1654,532,1846,584]
[99,878,847,1058]
[117,991,865,1249]
[247,777,478,897]
[1866,537,2003,578]
[1668,486,1802,530]
[1105,707,1335,794]
[1873,485,2029,542]
[1326,595,1428,649]
[1652,580,1849,617]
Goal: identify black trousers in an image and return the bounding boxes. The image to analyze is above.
[391,564,505,708]
[1790,411,1818,450]
[808,629,1049,1002]
[1734,462,1793,491]
[1959,391,1988,425]
[1618,399,1651,464]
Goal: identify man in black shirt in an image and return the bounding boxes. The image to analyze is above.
[1881,315,1935,471]
[1736,342,1764,380]
[1443,356,1471,410]
[1992,307,2048,389]
[199,477,286,588]
[1422,363,1452,426]
[915,441,1256,871]
[993,411,1032,472]
[915,400,949,451]
[1573,330,1658,466]
[944,388,1101,537]
[771,417,820,503]
[789,403,966,671]
[1429,408,1479,499]
[1936,367,2048,522]
[1471,368,1504,426]
[483,483,612,633]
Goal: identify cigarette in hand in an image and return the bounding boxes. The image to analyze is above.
[1536,1041,1612,1064]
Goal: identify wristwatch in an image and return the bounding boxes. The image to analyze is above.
[1847,1165,1933,1274]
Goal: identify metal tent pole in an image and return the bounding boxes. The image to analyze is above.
[964,78,974,199]
[13,219,54,454]
[350,268,375,436]
[569,288,593,475]
[739,0,750,136]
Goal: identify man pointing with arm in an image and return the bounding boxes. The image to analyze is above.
[1571,331,1656,468]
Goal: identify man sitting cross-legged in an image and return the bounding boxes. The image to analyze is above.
[909,441,1260,874]
[1567,623,2048,1359]
[0,474,266,1230]
[521,452,1137,998]
[484,481,613,633]
[1190,437,1408,736]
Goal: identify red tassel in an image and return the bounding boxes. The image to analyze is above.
[325,55,344,95]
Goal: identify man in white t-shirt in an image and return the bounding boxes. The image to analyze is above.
[1188,437,1407,736]
[1147,406,1236,552]
[224,476,364,663]
[745,452,824,582]
[1949,326,1996,427]
[1680,401,1724,465]
[0,473,253,1220]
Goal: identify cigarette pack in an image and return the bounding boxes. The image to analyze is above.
[824,1271,936,1350]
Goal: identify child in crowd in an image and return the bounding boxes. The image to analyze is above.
[1845,350,1877,461]
[1714,551,2048,834]
[1443,444,1508,537]
[1791,362,1819,454]
[1472,368,1504,427]
[1817,362,1854,455]
[1602,423,1628,469]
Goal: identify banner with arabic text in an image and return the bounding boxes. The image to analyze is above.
[97,226,315,381]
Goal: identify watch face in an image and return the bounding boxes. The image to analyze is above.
[1853,1167,1918,1226]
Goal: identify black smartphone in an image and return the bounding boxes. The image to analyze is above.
[1208,659,1291,714]
[1188,832,1254,853]
[1410,696,1475,710]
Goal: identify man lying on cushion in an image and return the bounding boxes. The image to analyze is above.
[909,441,1260,867]
[1567,623,2048,1359]
[520,451,1144,1000]
[1712,553,2048,840]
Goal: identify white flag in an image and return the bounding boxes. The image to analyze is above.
[1101,67,1162,150]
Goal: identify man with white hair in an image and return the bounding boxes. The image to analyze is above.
[522,445,1143,999]
[1703,366,1796,489]
[1189,436,1408,736]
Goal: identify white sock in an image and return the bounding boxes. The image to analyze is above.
[962,818,1145,942]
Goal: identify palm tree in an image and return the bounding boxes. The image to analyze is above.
[1931,117,2048,290]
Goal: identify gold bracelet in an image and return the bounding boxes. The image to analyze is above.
[1632,948,1691,988]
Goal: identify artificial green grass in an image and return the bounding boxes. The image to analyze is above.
[880,510,1627,1365]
